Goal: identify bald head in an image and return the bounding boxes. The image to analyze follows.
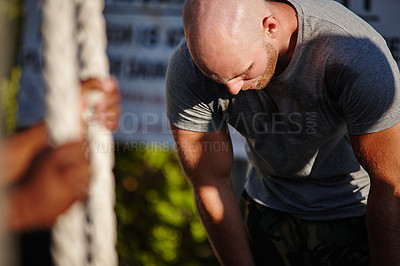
[183,0,271,72]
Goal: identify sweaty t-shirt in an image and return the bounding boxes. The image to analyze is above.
[166,0,400,220]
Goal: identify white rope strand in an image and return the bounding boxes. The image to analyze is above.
[76,0,110,80]
[42,0,80,145]
[77,0,117,265]
[41,1,87,265]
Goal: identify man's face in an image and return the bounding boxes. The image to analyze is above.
[195,40,278,95]
[238,42,278,93]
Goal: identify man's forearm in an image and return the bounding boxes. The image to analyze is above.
[171,125,243,264]
[0,122,48,185]
[367,180,400,265]
[194,182,255,266]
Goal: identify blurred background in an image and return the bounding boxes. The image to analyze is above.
[1,0,399,265]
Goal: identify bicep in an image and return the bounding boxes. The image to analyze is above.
[350,122,400,193]
[171,124,233,187]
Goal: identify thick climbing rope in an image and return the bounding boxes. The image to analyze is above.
[41,0,117,265]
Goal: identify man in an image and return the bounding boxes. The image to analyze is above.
[166,0,400,265]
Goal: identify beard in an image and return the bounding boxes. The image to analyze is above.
[242,42,278,91]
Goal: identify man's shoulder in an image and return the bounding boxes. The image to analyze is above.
[166,39,229,133]
[293,0,391,70]
[167,38,202,83]
[293,0,382,41]
[170,38,192,67]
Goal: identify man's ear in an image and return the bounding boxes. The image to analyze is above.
[263,15,278,38]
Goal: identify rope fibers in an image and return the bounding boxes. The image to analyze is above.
[41,0,117,265]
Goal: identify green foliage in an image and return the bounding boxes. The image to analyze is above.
[114,144,219,266]
[0,66,20,135]
[0,0,22,20]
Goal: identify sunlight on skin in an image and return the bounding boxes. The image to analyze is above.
[198,186,225,223]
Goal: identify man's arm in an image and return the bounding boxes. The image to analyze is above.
[0,123,48,185]
[171,124,255,266]
[9,141,90,231]
[0,77,120,186]
[3,76,120,231]
[350,122,400,265]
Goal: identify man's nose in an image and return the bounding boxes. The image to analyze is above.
[224,79,244,95]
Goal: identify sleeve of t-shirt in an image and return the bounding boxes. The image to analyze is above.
[335,41,400,135]
[166,39,226,132]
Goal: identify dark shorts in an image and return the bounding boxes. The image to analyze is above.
[240,192,369,266]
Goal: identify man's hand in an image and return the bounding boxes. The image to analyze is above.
[9,141,90,231]
[81,76,121,132]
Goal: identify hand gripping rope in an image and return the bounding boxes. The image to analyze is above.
[41,0,117,265]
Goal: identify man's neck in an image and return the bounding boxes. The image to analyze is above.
[269,1,299,76]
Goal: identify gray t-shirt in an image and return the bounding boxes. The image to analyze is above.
[166,0,400,220]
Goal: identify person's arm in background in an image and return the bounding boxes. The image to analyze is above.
[3,76,120,231]
[0,122,48,185]
[1,76,120,186]
[171,124,255,266]
[8,141,90,231]
[350,122,400,265]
